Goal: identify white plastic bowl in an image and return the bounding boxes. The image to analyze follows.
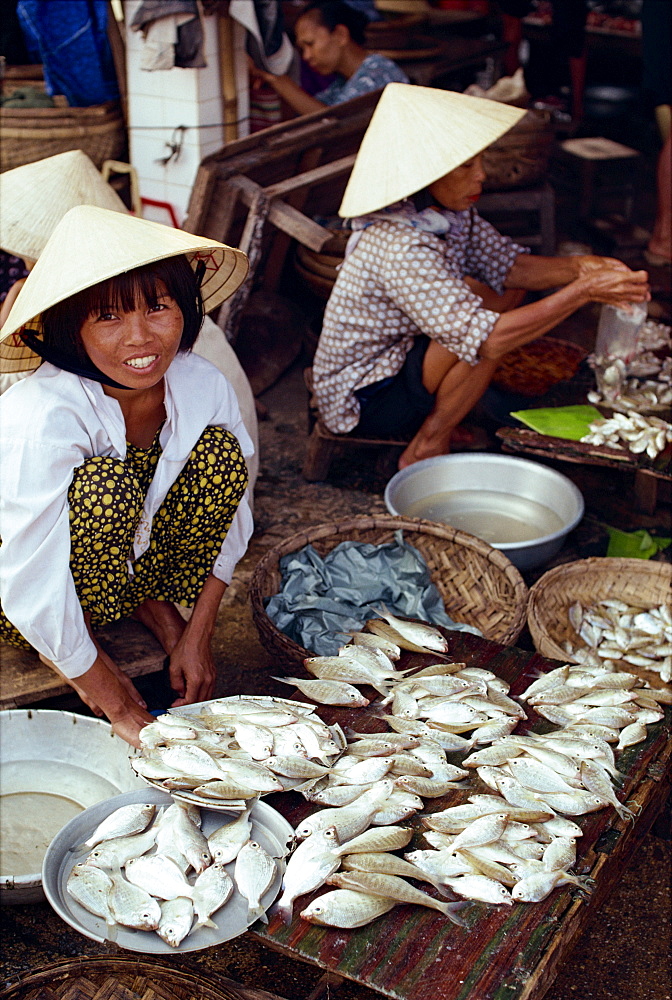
[385,453,584,572]
[0,709,145,904]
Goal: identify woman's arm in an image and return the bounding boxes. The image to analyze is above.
[505,252,634,291]
[248,59,325,115]
[480,260,650,360]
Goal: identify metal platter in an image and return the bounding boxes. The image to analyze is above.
[42,787,293,954]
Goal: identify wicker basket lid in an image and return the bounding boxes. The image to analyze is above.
[0,956,280,1000]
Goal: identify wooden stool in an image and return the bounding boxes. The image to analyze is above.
[478,181,556,256]
[555,137,642,220]
[302,368,410,481]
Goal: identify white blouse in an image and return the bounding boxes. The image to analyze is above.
[0,352,254,679]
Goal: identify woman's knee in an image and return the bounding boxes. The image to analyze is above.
[181,427,249,501]
[68,457,143,537]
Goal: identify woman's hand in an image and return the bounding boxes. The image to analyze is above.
[247,55,272,90]
[166,633,217,708]
[577,260,650,305]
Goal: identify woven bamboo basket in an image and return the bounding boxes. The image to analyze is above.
[492,337,588,397]
[482,109,554,191]
[0,956,272,1000]
[0,101,127,173]
[527,557,672,662]
[250,514,528,666]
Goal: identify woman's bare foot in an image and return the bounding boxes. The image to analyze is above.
[131,599,187,656]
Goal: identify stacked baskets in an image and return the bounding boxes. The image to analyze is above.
[250,514,528,667]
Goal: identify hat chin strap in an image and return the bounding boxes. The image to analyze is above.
[20,330,134,390]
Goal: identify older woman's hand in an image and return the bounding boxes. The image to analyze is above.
[578,261,650,305]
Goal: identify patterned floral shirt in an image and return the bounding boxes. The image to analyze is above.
[316,53,408,105]
[312,203,527,433]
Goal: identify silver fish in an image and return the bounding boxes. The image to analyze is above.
[66,863,113,922]
[273,826,341,925]
[448,814,509,854]
[347,632,402,660]
[273,676,370,708]
[159,745,229,781]
[207,807,253,865]
[542,838,576,871]
[107,869,162,930]
[77,803,156,851]
[374,605,449,653]
[443,874,513,905]
[327,871,466,924]
[301,888,397,928]
[155,803,212,874]
[295,781,394,840]
[334,824,413,856]
[192,863,234,929]
[512,870,591,902]
[157,896,194,947]
[234,840,277,924]
[125,854,194,900]
[342,851,452,893]
[85,827,157,869]
[233,722,275,760]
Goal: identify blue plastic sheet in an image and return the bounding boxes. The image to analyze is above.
[265,530,481,657]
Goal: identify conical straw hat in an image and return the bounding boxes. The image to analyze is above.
[339,83,527,218]
[0,205,249,374]
[0,150,128,261]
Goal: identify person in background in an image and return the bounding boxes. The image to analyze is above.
[0,150,260,490]
[0,207,253,747]
[312,84,649,469]
[248,0,408,117]
[641,0,671,267]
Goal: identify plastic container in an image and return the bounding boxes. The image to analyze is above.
[595,302,647,362]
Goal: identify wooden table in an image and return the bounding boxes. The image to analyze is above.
[250,630,671,1000]
[389,36,508,88]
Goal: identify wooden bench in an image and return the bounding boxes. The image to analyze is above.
[0,619,165,710]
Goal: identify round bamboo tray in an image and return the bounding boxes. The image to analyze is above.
[0,956,253,1000]
[492,338,588,397]
[527,557,672,661]
[250,515,528,666]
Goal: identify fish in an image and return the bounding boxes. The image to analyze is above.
[273,826,341,925]
[66,863,114,925]
[295,781,394,841]
[330,755,393,785]
[192,863,234,929]
[342,851,453,893]
[403,849,473,880]
[155,803,212,874]
[443,874,513,906]
[542,838,576,871]
[207,807,253,865]
[511,870,592,902]
[346,632,402,660]
[616,721,648,749]
[272,677,370,707]
[124,854,194,901]
[447,814,509,854]
[75,803,156,851]
[370,790,423,825]
[333,825,413,856]
[579,760,636,822]
[373,606,449,653]
[234,840,278,924]
[300,888,397,928]
[394,774,467,798]
[158,745,229,781]
[232,723,275,760]
[157,896,194,947]
[85,827,157,869]
[327,871,466,925]
[507,759,581,794]
[107,868,162,931]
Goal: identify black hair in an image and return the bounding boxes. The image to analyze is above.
[299,1,368,46]
[41,254,204,365]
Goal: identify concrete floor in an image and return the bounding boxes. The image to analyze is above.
[1,144,671,999]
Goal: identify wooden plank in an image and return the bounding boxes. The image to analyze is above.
[251,630,672,1000]
[226,174,333,250]
[263,154,357,199]
[0,620,165,710]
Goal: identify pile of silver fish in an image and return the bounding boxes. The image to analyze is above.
[132,697,346,805]
[268,614,669,927]
[562,599,672,684]
[580,410,672,460]
[66,800,283,946]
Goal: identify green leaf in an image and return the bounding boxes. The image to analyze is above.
[605,525,671,559]
[510,405,604,441]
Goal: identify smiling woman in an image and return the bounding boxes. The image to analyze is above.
[0,207,254,748]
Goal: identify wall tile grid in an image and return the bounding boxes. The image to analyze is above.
[123,0,225,225]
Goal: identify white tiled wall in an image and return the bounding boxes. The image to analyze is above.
[123,0,234,227]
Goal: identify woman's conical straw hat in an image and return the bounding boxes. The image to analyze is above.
[0,205,249,374]
[339,83,527,218]
[0,149,128,261]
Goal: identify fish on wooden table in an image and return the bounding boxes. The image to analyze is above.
[300,888,398,928]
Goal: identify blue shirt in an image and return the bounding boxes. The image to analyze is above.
[316,53,409,105]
